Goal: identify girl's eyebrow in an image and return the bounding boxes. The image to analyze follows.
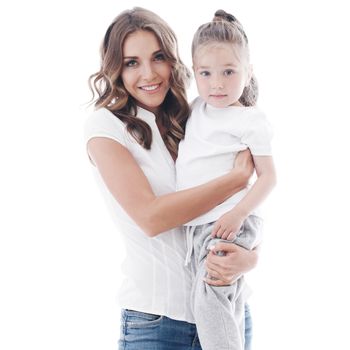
[196,63,238,69]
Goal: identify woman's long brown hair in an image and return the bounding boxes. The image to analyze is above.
[89,7,191,158]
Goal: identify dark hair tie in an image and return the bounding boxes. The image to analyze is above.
[214,9,248,43]
[214,9,237,23]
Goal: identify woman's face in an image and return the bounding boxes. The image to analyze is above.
[121,30,172,114]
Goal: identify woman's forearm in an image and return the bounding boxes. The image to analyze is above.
[146,168,249,235]
[88,138,252,237]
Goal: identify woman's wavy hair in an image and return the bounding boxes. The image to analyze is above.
[192,9,258,106]
[89,7,191,157]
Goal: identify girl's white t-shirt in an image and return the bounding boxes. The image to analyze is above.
[176,97,273,226]
[85,107,194,323]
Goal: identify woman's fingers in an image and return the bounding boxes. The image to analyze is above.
[207,252,233,267]
[206,257,227,271]
[206,258,236,282]
[210,241,239,254]
[204,278,225,286]
[204,273,235,286]
[205,266,221,280]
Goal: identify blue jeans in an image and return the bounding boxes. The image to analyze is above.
[118,304,253,350]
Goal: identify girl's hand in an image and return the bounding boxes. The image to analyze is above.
[211,209,245,240]
[204,242,259,286]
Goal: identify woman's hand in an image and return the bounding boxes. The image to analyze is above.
[204,242,259,286]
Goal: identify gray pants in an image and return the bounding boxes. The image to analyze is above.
[185,215,262,350]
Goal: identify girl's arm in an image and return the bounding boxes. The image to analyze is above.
[212,155,277,239]
[87,137,253,237]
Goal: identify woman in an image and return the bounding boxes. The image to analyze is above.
[85,7,258,350]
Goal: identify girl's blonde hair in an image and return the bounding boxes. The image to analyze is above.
[89,7,191,157]
[192,9,258,106]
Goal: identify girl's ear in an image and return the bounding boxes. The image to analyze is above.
[245,64,253,87]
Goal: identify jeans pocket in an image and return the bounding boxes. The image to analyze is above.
[123,309,163,329]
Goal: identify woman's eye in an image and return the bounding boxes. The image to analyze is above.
[224,69,235,76]
[125,59,138,67]
[154,53,166,61]
[200,71,210,77]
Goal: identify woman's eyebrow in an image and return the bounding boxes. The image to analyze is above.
[123,50,162,59]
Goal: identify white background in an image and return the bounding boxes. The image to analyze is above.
[1,0,349,349]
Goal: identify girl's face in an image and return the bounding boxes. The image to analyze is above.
[121,30,172,114]
[193,42,252,108]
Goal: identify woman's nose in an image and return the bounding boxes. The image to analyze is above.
[140,62,156,81]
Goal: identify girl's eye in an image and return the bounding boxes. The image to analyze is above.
[224,69,235,76]
[125,59,138,67]
[199,71,210,77]
[154,53,166,61]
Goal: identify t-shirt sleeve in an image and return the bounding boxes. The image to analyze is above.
[84,108,127,147]
[241,111,273,156]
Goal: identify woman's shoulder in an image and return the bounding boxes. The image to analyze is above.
[86,107,125,125]
[84,107,127,145]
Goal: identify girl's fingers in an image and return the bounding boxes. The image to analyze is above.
[211,224,220,238]
[226,231,236,241]
[215,226,224,238]
[220,229,227,240]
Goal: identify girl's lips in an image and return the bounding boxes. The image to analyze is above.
[210,94,227,98]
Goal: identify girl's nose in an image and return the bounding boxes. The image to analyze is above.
[211,75,224,90]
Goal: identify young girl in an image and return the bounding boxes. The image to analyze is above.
[176,10,277,350]
[85,7,258,350]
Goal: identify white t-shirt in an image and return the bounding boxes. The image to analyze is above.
[85,107,194,323]
[176,97,273,226]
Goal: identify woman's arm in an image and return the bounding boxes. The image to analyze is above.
[204,242,260,286]
[87,137,253,237]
